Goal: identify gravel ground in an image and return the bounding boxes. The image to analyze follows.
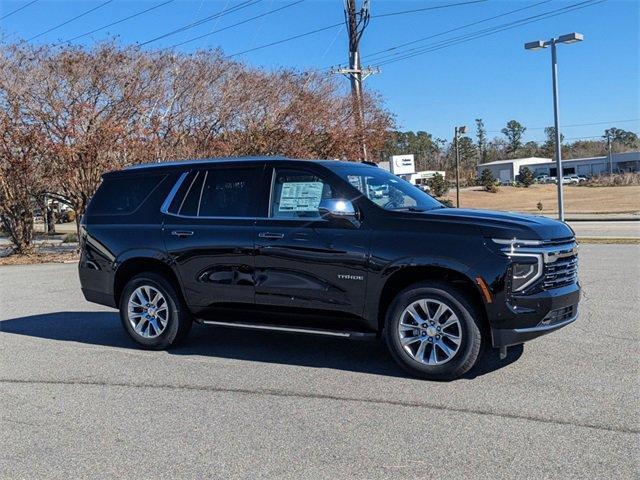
[1,244,638,479]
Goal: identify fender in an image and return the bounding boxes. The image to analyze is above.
[112,248,187,303]
[364,254,486,330]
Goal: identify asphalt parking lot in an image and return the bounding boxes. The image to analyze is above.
[1,244,638,479]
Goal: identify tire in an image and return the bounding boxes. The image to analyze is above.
[119,272,192,349]
[384,281,483,381]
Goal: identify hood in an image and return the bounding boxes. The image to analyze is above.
[419,208,574,241]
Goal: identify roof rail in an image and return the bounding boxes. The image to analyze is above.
[360,161,378,167]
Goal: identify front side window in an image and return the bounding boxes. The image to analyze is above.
[270,169,335,219]
[334,165,443,211]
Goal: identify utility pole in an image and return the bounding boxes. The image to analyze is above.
[606,131,613,175]
[331,0,379,161]
[454,126,467,208]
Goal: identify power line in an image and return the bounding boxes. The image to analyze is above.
[372,0,487,19]
[372,0,595,65]
[139,0,264,46]
[363,0,554,63]
[1,0,39,21]
[376,0,605,67]
[227,22,343,57]
[224,1,488,62]
[165,0,305,49]
[56,0,176,46]
[28,0,115,42]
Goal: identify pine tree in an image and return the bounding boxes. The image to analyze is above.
[519,166,535,187]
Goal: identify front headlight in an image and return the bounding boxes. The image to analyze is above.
[510,258,542,292]
[492,238,544,292]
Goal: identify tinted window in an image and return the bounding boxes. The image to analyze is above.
[270,169,335,219]
[89,174,165,215]
[334,165,443,211]
[167,171,196,214]
[178,171,205,216]
[198,168,256,217]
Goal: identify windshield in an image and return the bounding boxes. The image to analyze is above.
[334,165,444,211]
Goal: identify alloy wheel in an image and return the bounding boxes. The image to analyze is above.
[397,298,462,365]
[127,286,169,338]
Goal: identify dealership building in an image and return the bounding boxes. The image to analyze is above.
[477,151,640,183]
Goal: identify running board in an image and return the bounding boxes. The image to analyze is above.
[201,320,375,339]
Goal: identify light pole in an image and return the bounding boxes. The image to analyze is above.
[525,32,583,222]
[454,125,467,208]
[606,131,613,175]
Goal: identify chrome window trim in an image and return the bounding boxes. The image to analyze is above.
[196,170,208,217]
[178,171,200,215]
[267,168,276,218]
[160,171,188,214]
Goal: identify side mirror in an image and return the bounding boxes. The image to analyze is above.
[318,199,359,223]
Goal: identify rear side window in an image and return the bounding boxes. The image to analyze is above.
[199,168,255,217]
[89,174,165,215]
[166,167,259,217]
[178,171,205,216]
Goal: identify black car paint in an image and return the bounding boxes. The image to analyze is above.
[79,157,580,347]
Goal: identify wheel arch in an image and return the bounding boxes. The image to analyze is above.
[114,256,185,308]
[377,264,488,333]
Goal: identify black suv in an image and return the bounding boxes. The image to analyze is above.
[79,157,580,380]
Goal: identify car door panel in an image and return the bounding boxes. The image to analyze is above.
[254,166,371,317]
[162,164,264,308]
[163,219,256,307]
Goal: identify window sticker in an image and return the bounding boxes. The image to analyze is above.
[279,181,323,212]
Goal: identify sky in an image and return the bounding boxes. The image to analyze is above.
[1,0,639,143]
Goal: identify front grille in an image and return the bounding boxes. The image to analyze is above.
[541,305,576,326]
[543,254,578,289]
[540,237,576,247]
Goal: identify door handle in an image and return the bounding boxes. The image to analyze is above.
[258,232,284,239]
[171,230,194,238]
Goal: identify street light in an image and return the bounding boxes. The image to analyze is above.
[525,32,583,222]
[454,125,467,208]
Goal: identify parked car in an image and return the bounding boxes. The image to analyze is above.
[535,174,549,183]
[79,157,580,380]
[562,176,579,185]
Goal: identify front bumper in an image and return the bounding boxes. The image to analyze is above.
[491,307,578,347]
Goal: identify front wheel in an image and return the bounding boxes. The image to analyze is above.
[119,272,192,349]
[385,281,483,380]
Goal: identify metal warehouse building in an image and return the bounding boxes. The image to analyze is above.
[477,151,640,182]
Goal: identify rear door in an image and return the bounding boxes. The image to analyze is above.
[254,164,371,317]
[162,163,264,308]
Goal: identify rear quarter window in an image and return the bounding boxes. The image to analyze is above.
[87,174,166,215]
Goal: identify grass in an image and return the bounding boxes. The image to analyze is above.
[445,184,640,214]
[576,237,640,245]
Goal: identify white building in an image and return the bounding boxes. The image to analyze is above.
[476,157,551,184]
[477,151,640,182]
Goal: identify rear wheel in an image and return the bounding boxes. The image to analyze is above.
[119,272,192,349]
[385,281,483,380]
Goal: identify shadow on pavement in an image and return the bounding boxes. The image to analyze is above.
[0,311,523,380]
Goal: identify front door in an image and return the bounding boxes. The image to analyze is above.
[162,164,264,308]
[254,166,371,317]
